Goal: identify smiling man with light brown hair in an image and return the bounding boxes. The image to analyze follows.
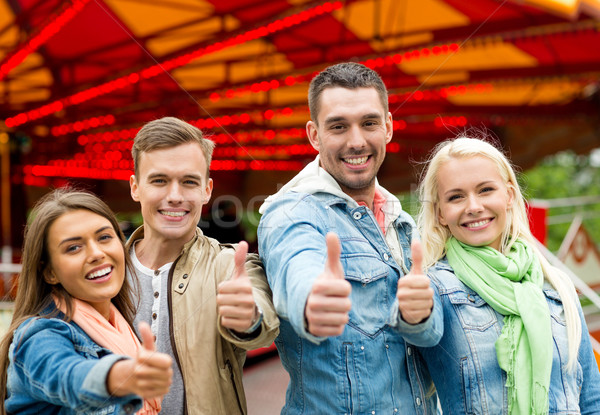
[128,116,278,414]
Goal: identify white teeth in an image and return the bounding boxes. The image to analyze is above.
[161,210,185,217]
[344,156,368,165]
[466,219,490,228]
[87,266,111,280]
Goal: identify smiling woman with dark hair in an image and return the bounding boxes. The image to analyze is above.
[0,189,172,415]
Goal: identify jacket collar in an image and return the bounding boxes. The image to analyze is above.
[259,155,408,227]
[125,225,203,260]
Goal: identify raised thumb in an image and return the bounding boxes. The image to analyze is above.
[232,241,249,279]
[323,232,343,279]
[410,239,424,276]
[138,321,156,352]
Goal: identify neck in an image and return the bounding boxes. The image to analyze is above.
[135,236,186,269]
[89,300,112,322]
[342,184,376,210]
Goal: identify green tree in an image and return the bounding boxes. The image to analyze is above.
[520,149,600,252]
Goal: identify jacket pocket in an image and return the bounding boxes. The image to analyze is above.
[225,360,244,415]
[544,288,566,325]
[460,357,474,414]
[342,250,391,337]
[342,343,358,414]
[448,289,497,331]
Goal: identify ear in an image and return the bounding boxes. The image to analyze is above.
[507,184,515,209]
[43,268,59,285]
[385,112,393,144]
[130,174,140,202]
[204,178,214,204]
[306,120,320,151]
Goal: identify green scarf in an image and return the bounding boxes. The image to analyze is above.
[445,238,552,415]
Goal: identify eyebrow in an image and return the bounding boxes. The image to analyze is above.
[147,172,203,181]
[323,112,383,126]
[442,180,496,196]
[58,226,113,246]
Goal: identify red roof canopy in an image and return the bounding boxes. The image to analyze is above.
[0,0,599,206]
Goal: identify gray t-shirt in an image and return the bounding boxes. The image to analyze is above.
[129,244,184,415]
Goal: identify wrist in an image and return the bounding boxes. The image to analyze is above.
[107,358,133,397]
[244,304,263,333]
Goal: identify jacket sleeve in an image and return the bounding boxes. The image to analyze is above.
[257,195,330,344]
[576,306,600,414]
[217,247,280,350]
[7,318,142,413]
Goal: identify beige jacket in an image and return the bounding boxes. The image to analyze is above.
[127,226,279,414]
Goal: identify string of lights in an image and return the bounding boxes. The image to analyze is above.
[4,1,343,128]
[0,0,91,81]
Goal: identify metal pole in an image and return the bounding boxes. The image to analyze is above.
[0,132,11,296]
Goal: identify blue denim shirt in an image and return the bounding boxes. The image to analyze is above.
[5,314,142,415]
[258,190,442,415]
[421,260,600,415]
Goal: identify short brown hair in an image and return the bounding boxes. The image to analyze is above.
[132,117,216,178]
[308,62,389,124]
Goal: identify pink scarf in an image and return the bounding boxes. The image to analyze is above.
[54,296,162,414]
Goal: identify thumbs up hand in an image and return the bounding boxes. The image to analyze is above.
[107,322,173,398]
[396,240,434,325]
[304,233,352,337]
[217,241,259,333]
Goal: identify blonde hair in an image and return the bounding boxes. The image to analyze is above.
[417,135,581,370]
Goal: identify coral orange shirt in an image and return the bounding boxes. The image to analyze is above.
[358,188,386,235]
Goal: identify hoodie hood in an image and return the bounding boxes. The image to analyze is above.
[259,155,404,223]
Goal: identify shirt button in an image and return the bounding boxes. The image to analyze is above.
[123,403,134,413]
[385,344,389,349]
[353,211,362,220]
[371,411,375,414]
[182,274,189,279]
[154,270,159,276]
[383,253,389,261]
[394,409,398,413]
[360,346,365,350]
[416,397,421,406]
[152,313,157,320]
[407,347,412,356]
[178,283,184,289]
[153,291,159,298]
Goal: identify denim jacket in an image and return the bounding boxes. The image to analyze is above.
[258,158,442,415]
[5,312,142,415]
[421,260,600,415]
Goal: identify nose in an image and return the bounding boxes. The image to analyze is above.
[87,241,105,263]
[166,182,184,204]
[465,195,483,214]
[346,125,367,150]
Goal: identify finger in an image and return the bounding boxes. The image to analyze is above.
[324,232,343,279]
[217,282,253,298]
[232,241,249,279]
[410,239,423,275]
[398,274,431,289]
[308,321,347,337]
[138,321,156,352]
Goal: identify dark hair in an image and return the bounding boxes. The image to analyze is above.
[0,189,138,410]
[308,62,389,124]
[132,116,216,179]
